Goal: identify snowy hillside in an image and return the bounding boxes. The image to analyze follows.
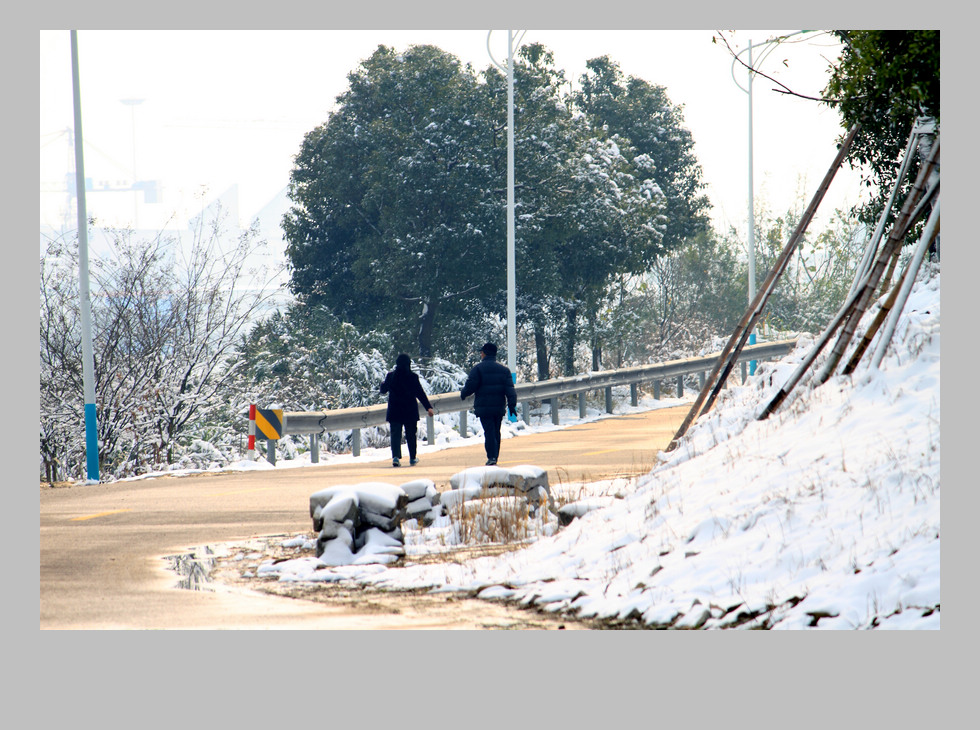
[255,264,941,630]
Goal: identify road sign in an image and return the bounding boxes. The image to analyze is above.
[255,408,284,440]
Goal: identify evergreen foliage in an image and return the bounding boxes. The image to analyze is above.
[283,42,674,369]
[574,55,712,251]
[823,30,939,230]
[283,45,501,359]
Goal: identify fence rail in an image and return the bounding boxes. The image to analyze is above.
[254,338,798,463]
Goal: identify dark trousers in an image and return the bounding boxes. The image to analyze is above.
[478,413,504,461]
[389,421,418,459]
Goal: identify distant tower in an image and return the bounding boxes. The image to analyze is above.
[120,98,144,228]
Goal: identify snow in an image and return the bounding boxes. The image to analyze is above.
[141,266,940,629]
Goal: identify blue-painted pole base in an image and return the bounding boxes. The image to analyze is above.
[749,332,758,376]
[84,402,100,482]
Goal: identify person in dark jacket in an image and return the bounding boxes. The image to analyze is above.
[460,342,517,466]
[380,353,434,467]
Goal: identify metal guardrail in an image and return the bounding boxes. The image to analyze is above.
[256,338,798,463]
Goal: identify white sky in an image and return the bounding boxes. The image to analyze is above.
[40,28,865,238]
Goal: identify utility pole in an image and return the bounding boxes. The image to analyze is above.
[732,31,812,376]
[488,30,525,421]
[71,30,100,482]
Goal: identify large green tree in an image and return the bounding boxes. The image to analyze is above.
[824,30,939,229]
[283,45,501,358]
[574,56,712,252]
[482,44,668,376]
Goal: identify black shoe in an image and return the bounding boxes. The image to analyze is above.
[410,457,419,466]
[392,458,400,467]
[486,458,497,466]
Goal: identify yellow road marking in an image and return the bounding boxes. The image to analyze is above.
[71,509,132,522]
[583,448,625,455]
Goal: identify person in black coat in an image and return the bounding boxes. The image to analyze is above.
[380,353,434,467]
[460,342,517,466]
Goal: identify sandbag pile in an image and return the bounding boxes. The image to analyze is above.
[444,465,554,515]
[307,466,554,566]
[309,479,443,564]
[399,479,444,527]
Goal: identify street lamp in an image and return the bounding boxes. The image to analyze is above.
[488,30,526,420]
[71,30,100,482]
[731,31,811,374]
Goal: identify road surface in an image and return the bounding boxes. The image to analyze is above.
[40,404,688,629]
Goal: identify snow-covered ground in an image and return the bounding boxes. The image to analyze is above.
[132,263,940,629]
[223,264,940,630]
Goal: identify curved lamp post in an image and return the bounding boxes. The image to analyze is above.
[731,30,812,374]
[71,30,100,481]
[488,30,526,419]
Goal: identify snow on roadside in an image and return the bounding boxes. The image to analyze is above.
[253,266,941,629]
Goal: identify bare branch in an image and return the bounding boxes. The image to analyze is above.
[715,31,836,105]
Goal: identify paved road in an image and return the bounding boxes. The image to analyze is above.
[40,404,688,629]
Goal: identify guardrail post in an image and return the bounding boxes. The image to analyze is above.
[741,361,747,384]
[266,439,276,466]
[699,372,705,390]
[605,386,613,413]
[426,413,435,446]
[630,383,638,407]
[578,392,587,418]
[247,404,256,459]
[310,434,319,464]
[551,398,560,425]
[352,428,360,457]
[653,380,660,400]
[460,409,468,437]
[521,401,529,423]
[677,375,684,398]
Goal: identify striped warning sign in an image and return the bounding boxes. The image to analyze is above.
[255,408,284,440]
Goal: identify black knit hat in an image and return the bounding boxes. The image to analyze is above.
[481,342,497,357]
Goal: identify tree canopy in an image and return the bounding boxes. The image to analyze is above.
[823,30,939,228]
[284,42,705,368]
[283,45,501,358]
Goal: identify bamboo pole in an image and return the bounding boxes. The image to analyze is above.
[758,179,932,419]
[813,137,940,387]
[868,198,940,370]
[848,127,918,299]
[838,242,907,375]
[666,124,860,451]
[757,273,869,421]
[840,181,938,375]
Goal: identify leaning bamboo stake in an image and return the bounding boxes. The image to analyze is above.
[758,180,929,419]
[841,182,939,375]
[812,137,940,387]
[665,123,860,451]
[848,127,919,299]
[759,125,937,420]
[757,271,870,421]
[875,177,939,299]
[699,124,863,416]
[868,198,940,370]
[839,242,909,375]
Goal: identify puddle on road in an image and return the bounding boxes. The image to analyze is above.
[165,546,217,591]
